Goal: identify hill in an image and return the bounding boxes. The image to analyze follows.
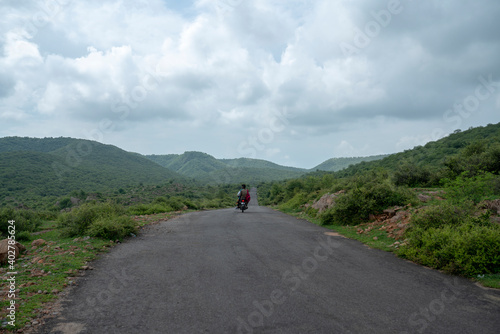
[335,122,500,177]
[312,155,389,172]
[145,152,307,182]
[0,137,184,208]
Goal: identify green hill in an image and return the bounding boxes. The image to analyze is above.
[0,137,183,207]
[148,152,229,176]
[145,152,308,182]
[312,155,389,172]
[336,123,500,177]
[220,158,307,173]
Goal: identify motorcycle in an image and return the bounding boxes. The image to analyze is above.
[238,199,248,213]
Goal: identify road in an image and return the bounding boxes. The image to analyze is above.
[37,188,500,333]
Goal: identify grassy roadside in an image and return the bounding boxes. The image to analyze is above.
[273,207,500,290]
[0,211,185,332]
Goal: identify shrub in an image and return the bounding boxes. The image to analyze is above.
[410,202,474,230]
[58,202,125,237]
[128,204,171,215]
[88,216,137,240]
[16,231,33,242]
[279,192,307,212]
[443,172,498,204]
[320,181,415,225]
[393,162,432,187]
[0,207,42,235]
[398,223,500,277]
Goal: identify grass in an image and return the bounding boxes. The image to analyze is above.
[0,211,187,332]
[1,229,113,331]
[474,274,500,289]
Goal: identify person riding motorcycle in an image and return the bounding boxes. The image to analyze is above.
[236,184,250,208]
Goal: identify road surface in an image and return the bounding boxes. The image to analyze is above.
[37,188,500,333]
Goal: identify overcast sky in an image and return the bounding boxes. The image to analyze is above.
[1,0,500,168]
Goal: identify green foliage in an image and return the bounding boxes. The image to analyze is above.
[0,207,42,235]
[16,231,33,242]
[0,137,184,207]
[320,177,416,225]
[444,142,500,178]
[279,192,308,212]
[58,202,126,237]
[58,197,73,210]
[443,172,499,204]
[87,215,137,240]
[399,223,500,277]
[410,201,475,230]
[393,161,433,187]
[313,155,389,172]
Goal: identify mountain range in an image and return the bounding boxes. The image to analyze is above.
[2,121,499,207]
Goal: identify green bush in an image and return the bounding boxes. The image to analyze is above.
[399,223,500,277]
[410,201,474,230]
[58,202,125,237]
[15,231,33,242]
[128,203,172,215]
[0,207,42,235]
[393,162,432,187]
[320,181,415,225]
[88,216,137,240]
[443,172,499,204]
[279,192,307,212]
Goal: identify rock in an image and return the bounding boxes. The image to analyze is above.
[0,239,26,264]
[70,197,80,206]
[481,199,500,215]
[383,209,396,217]
[311,190,346,213]
[418,194,432,202]
[51,289,59,294]
[32,239,46,247]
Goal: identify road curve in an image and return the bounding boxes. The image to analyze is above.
[36,188,500,333]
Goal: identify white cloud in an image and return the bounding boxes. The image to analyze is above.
[1,0,500,168]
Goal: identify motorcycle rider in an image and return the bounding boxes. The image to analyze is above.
[237,184,249,208]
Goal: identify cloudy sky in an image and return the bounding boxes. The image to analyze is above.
[1,0,499,168]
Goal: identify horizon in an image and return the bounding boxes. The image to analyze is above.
[1,1,499,169]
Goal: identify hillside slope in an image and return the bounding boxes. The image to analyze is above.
[335,122,500,177]
[0,137,183,207]
[312,155,389,172]
[146,152,307,182]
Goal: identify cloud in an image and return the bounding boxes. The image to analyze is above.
[1,0,500,168]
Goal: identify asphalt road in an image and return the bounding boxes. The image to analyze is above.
[37,188,500,333]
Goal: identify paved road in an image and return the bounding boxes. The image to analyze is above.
[37,189,500,333]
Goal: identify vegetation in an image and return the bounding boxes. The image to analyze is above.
[1,123,500,331]
[258,123,500,283]
[146,152,307,183]
[312,154,389,172]
[0,137,185,208]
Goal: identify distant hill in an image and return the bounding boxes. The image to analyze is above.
[221,158,307,173]
[0,137,183,207]
[146,152,307,183]
[335,122,500,177]
[312,155,389,172]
